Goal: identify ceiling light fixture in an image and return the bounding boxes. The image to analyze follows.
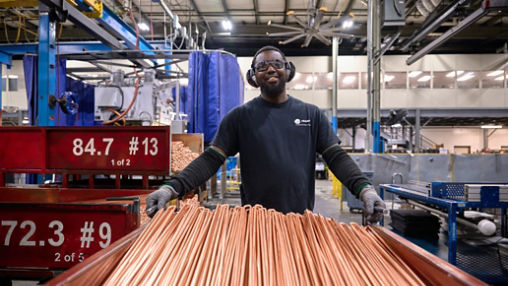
[481,125,502,129]
[342,19,354,29]
[487,70,504,77]
[408,71,422,78]
[342,75,356,84]
[445,71,463,78]
[417,75,431,82]
[457,72,475,81]
[383,75,395,82]
[222,20,232,31]
[138,22,149,31]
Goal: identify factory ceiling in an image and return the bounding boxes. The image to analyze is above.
[0,0,506,57]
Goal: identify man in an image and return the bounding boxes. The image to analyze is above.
[147,46,385,223]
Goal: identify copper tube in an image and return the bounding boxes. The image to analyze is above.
[365,225,426,285]
[102,199,428,286]
[302,210,334,285]
[367,228,424,285]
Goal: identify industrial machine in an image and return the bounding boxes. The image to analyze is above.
[94,69,187,132]
[380,182,508,284]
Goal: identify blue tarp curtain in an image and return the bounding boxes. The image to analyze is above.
[172,85,189,116]
[23,55,95,126]
[23,56,96,183]
[186,51,244,143]
[22,56,38,125]
[64,77,95,126]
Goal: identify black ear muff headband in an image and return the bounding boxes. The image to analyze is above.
[246,61,296,88]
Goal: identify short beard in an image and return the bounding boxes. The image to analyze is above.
[260,80,286,97]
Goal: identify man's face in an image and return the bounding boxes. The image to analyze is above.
[254,50,287,97]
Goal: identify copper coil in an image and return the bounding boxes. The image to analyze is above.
[103,199,427,286]
[171,141,200,172]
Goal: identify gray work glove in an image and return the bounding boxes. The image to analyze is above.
[359,185,386,224]
[145,185,178,218]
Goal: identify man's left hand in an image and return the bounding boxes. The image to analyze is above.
[359,186,386,224]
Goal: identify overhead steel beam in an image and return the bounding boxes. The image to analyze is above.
[0,0,38,8]
[189,0,212,31]
[400,0,469,51]
[0,42,110,55]
[97,5,154,54]
[66,67,104,73]
[38,0,122,49]
[0,50,12,66]
[39,0,155,68]
[221,0,231,18]
[407,0,508,65]
[283,0,289,24]
[88,61,111,73]
[253,0,260,24]
[374,31,401,65]
[481,12,504,25]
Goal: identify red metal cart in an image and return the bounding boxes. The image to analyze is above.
[0,126,170,283]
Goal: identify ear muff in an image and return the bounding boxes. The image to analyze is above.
[286,61,296,82]
[246,68,259,88]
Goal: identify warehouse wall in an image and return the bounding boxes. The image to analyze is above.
[3,53,506,110]
[238,53,508,109]
[350,154,508,197]
[337,127,508,153]
[422,127,508,152]
[1,63,27,110]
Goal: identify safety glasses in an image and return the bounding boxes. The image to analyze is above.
[254,59,286,72]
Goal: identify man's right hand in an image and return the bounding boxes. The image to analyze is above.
[145,185,179,217]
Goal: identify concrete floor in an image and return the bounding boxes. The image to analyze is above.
[313,178,364,224]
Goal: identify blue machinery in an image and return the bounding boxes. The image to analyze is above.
[379,182,508,282]
[380,182,508,264]
[0,0,160,126]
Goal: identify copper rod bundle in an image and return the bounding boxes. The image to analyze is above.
[171,141,200,172]
[103,199,425,286]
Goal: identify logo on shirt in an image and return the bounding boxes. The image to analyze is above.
[294,118,311,126]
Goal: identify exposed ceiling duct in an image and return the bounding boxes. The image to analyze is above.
[416,0,442,17]
[407,0,508,65]
[401,0,470,51]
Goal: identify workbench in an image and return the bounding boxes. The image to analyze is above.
[380,182,508,283]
